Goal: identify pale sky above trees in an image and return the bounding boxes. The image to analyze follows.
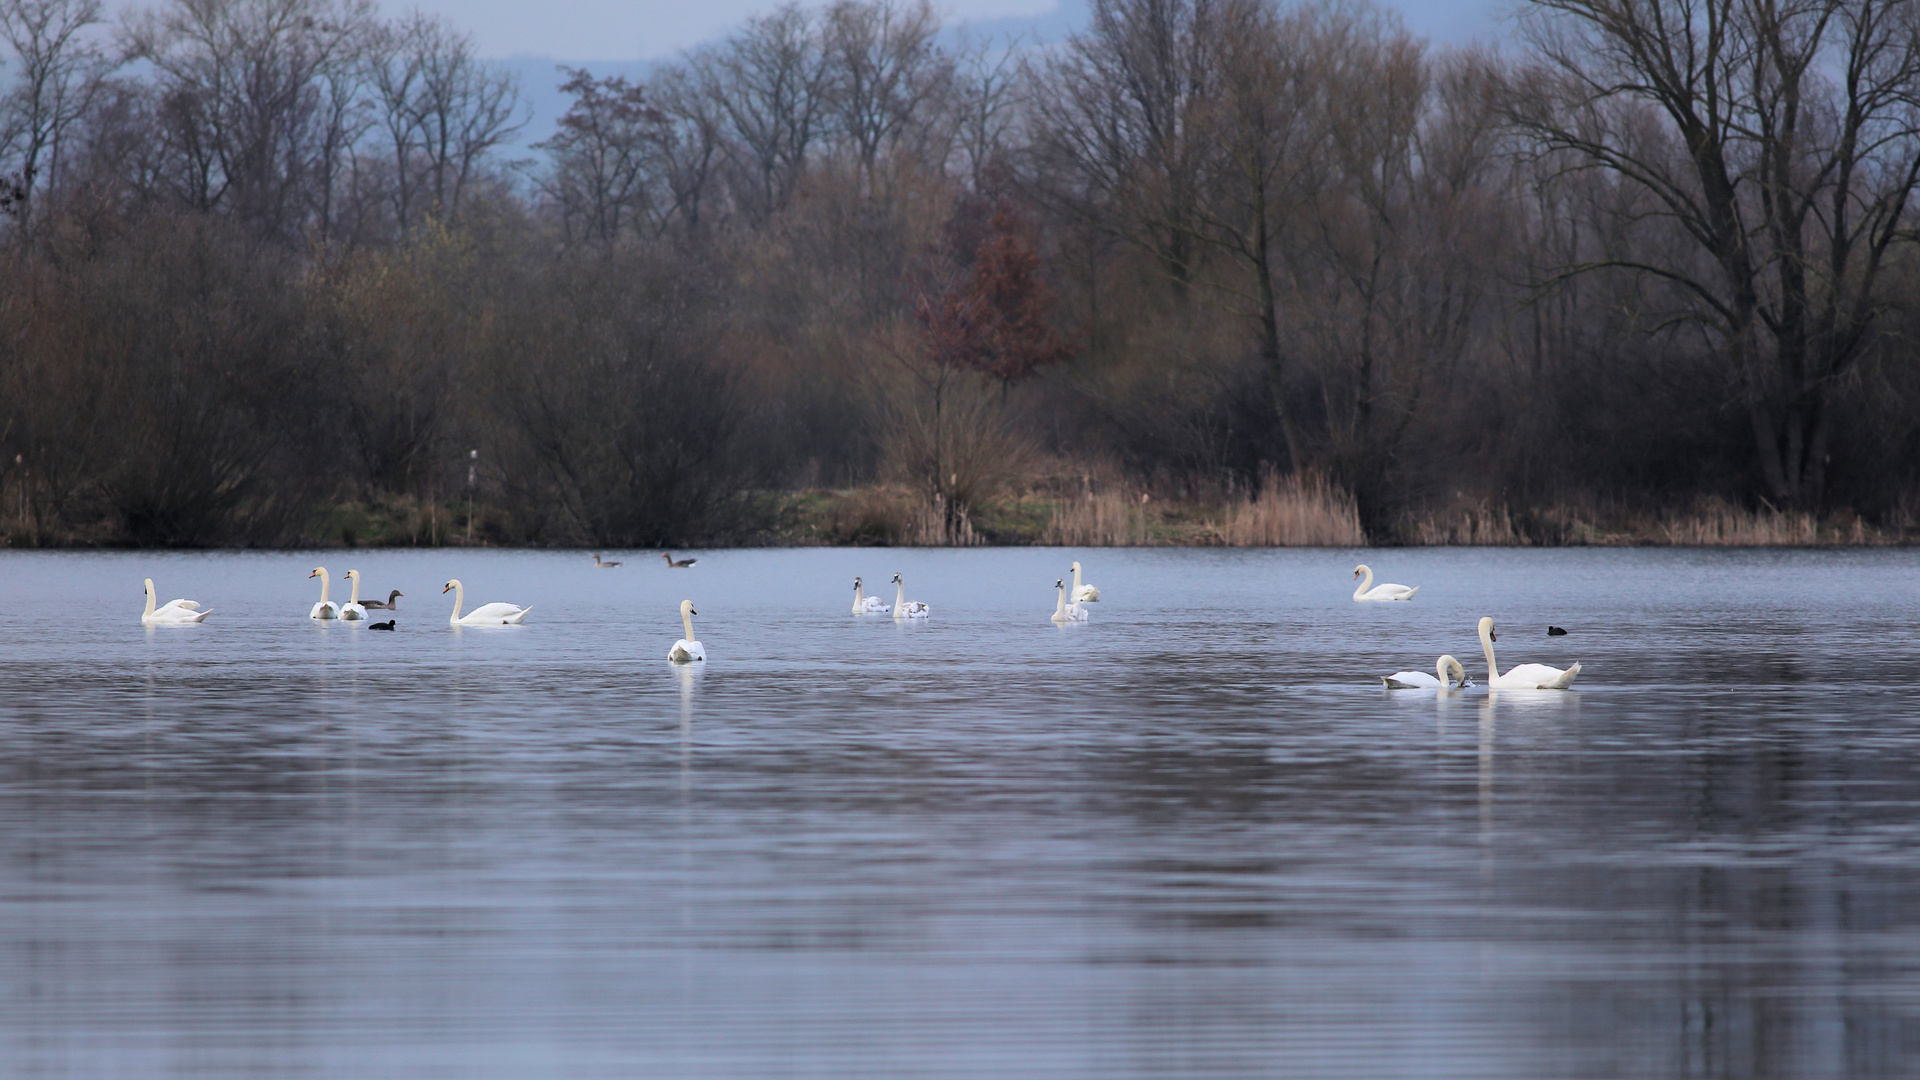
[393,0,1498,60]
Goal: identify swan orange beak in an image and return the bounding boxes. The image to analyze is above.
[442,583,454,593]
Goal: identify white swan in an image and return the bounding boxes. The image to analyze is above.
[141,578,211,624]
[308,567,339,620]
[1070,561,1100,603]
[890,573,929,619]
[668,599,706,662]
[441,579,532,626]
[339,569,368,621]
[851,576,890,615]
[1051,578,1089,622]
[1353,564,1418,602]
[1479,616,1581,689]
[1382,655,1470,689]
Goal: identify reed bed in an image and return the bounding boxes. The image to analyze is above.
[1213,469,1365,547]
[1406,501,1528,545]
[1042,489,1154,546]
[1657,500,1819,545]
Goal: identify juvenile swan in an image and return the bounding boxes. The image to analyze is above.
[1353,564,1419,602]
[668,599,706,663]
[339,569,368,621]
[441,579,532,626]
[1051,578,1089,622]
[1478,617,1580,689]
[1381,655,1470,689]
[852,577,890,615]
[308,567,340,620]
[142,579,212,624]
[1070,561,1100,603]
[890,573,930,619]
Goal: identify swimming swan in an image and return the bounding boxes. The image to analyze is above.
[308,567,339,620]
[852,577,890,614]
[1381,655,1470,689]
[890,573,929,619]
[1070,561,1100,603]
[668,599,706,662]
[1353,564,1418,602]
[441,579,532,626]
[142,579,211,624]
[1478,616,1581,688]
[1051,578,1089,622]
[339,569,368,620]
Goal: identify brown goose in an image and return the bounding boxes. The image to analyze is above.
[363,590,403,610]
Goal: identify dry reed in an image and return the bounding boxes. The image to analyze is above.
[900,494,980,546]
[1213,469,1366,547]
[1407,502,1528,545]
[1658,499,1818,545]
[1042,489,1154,546]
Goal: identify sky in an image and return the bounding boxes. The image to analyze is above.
[407,0,1509,145]
[407,0,1506,63]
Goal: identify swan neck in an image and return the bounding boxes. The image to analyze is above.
[144,582,155,617]
[317,569,330,603]
[1480,624,1500,682]
[1072,565,1081,589]
[348,575,360,604]
[449,582,463,621]
[1353,566,1372,600]
[1055,584,1066,616]
[681,610,695,640]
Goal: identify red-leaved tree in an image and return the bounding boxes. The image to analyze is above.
[917,198,1073,389]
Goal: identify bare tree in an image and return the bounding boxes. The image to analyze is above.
[1515,0,1920,507]
[0,0,110,238]
[1030,0,1225,296]
[123,0,375,241]
[646,64,723,231]
[368,11,521,232]
[821,0,949,192]
[537,69,661,245]
[690,3,832,223]
[1034,0,1324,465]
[948,31,1025,190]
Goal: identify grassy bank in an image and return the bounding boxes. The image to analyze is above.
[3,478,1909,549]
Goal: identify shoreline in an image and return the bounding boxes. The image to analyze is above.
[2,486,1909,550]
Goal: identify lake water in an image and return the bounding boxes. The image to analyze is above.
[2,547,1918,1078]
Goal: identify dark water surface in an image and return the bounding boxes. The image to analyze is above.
[3,547,1918,1078]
